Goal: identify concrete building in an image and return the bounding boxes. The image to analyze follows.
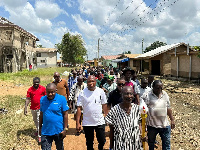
[101,55,121,67]
[0,17,39,73]
[115,54,141,70]
[170,48,200,79]
[33,48,57,68]
[134,43,199,78]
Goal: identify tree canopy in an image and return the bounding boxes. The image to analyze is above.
[193,46,200,58]
[144,41,167,53]
[122,51,131,54]
[56,33,87,65]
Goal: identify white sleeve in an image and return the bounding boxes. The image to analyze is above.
[77,91,83,106]
[100,89,107,104]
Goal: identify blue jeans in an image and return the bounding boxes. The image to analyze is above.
[41,134,64,150]
[147,125,171,150]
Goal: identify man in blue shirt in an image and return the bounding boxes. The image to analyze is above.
[39,83,69,150]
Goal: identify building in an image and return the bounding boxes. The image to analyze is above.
[0,17,39,73]
[114,54,141,70]
[101,55,121,67]
[33,48,57,68]
[170,47,200,79]
[134,42,200,78]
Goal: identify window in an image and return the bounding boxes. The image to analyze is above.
[36,53,41,57]
[41,60,45,63]
[133,60,137,67]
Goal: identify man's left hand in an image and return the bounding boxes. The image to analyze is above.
[171,120,175,129]
[60,130,67,140]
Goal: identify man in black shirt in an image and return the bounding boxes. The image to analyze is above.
[107,77,125,110]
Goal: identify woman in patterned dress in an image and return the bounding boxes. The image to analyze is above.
[105,86,143,150]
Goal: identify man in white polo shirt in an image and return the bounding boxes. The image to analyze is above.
[76,75,108,150]
[141,80,175,150]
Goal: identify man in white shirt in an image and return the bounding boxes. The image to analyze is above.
[76,75,108,150]
[138,78,151,97]
[141,80,175,150]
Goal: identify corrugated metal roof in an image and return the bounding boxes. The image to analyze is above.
[33,48,57,52]
[101,55,121,60]
[135,43,183,59]
[123,54,141,58]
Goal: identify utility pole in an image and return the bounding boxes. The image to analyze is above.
[97,38,103,67]
[141,38,144,74]
[98,38,100,67]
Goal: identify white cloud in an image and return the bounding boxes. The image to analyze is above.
[72,14,100,39]
[35,1,68,19]
[0,0,27,8]
[8,2,52,33]
[37,38,54,48]
[65,0,75,7]
[52,27,70,38]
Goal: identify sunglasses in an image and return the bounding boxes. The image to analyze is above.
[118,83,125,86]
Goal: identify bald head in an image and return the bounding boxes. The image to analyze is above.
[87,75,96,91]
[46,83,56,90]
[77,75,83,86]
[122,86,133,94]
[46,83,57,100]
[121,86,134,103]
[53,72,60,82]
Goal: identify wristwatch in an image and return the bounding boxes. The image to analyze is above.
[64,127,68,131]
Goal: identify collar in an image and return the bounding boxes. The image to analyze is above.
[53,79,62,83]
[151,90,164,99]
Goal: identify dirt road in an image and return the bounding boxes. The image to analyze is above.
[0,78,199,149]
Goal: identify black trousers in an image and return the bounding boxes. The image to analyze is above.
[83,124,106,150]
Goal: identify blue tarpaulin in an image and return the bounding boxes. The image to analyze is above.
[112,58,130,63]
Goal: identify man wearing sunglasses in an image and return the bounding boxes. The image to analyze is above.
[107,77,125,111]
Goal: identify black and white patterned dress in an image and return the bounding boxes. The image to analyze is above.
[105,104,143,150]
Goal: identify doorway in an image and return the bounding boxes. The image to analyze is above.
[151,60,160,75]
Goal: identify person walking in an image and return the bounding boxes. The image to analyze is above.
[141,80,175,150]
[68,75,87,114]
[105,86,143,150]
[107,77,125,110]
[24,77,46,143]
[76,75,108,150]
[52,72,70,101]
[122,67,140,105]
[39,83,69,150]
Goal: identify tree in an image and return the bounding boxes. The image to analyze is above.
[37,45,45,48]
[56,33,87,65]
[193,46,200,58]
[122,51,131,54]
[144,41,167,53]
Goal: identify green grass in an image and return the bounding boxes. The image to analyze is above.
[0,67,73,86]
[0,67,74,149]
[0,95,40,150]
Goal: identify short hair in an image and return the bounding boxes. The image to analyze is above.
[46,83,56,89]
[152,80,162,87]
[33,77,40,82]
[117,77,125,82]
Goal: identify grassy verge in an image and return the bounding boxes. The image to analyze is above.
[0,67,74,149]
[0,95,40,150]
[0,67,72,86]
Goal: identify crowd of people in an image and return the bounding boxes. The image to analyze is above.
[24,65,175,150]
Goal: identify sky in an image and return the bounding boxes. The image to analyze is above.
[0,0,200,60]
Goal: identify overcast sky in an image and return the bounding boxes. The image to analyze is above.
[0,0,200,60]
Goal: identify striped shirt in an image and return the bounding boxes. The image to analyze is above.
[105,104,143,150]
[141,90,170,128]
[68,76,77,92]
